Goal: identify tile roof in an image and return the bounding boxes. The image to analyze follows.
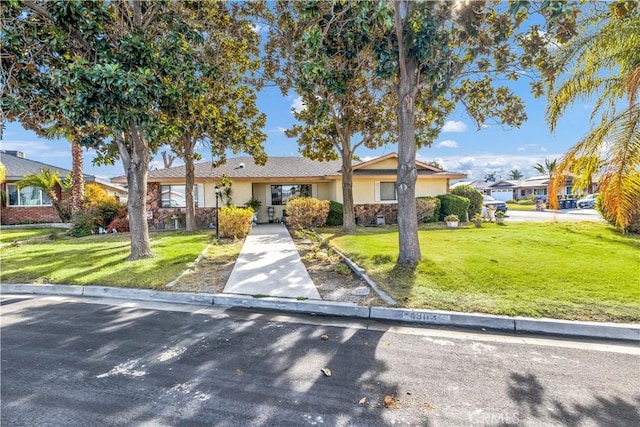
[1,151,95,181]
[142,156,347,182]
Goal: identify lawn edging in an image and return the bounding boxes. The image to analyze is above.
[3,284,639,342]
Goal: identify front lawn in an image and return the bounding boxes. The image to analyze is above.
[0,227,65,244]
[506,203,535,211]
[0,231,220,289]
[322,222,640,322]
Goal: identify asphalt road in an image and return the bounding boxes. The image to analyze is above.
[2,295,638,427]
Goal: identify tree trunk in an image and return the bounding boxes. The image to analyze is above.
[117,123,153,260]
[340,144,356,233]
[394,3,421,264]
[183,134,197,231]
[70,139,84,214]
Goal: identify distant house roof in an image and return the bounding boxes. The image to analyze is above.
[113,153,467,184]
[126,157,346,183]
[1,150,93,181]
[0,150,127,194]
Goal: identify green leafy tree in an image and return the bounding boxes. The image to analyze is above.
[367,1,559,264]
[265,1,397,232]
[157,1,266,231]
[17,169,71,222]
[484,172,499,182]
[545,2,640,231]
[2,1,219,258]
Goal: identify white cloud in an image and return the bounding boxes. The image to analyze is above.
[274,127,287,134]
[437,140,459,148]
[442,120,467,133]
[291,96,306,114]
[417,152,563,180]
[517,147,526,152]
[541,147,547,152]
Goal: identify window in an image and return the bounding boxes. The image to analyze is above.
[380,182,396,201]
[520,189,525,197]
[534,188,547,196]
[7,184,52,206]
[271,184,312,205]
[160,185,198,208]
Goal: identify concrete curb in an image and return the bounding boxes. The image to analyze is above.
[2,284,639,343]
[331,248,397,306]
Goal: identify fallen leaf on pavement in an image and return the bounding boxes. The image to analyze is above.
[321,368,332,377]
[383,395,395,408]
[359,397,367,405]
[320,334,329,340]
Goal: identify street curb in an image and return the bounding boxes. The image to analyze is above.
[213,294,370,318]
[2,284,639,342]
[330,248,397,306]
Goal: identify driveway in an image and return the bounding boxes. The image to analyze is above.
[506,209,606,223]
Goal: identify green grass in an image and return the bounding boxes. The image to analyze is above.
[0,231,218,289]
[0,227,64,244]
[322,222,640,322]
[506,203,535,211]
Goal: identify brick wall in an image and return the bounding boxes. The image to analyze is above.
[1,205,60,224]
[354,203,398,225]
[146,183,216,229]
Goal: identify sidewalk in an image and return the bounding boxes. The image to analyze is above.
[223,223,321,300]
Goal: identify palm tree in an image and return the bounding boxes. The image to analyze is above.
[508,169,524,180]
[546,3,639,232]
[534,158,558,176]
[18,169,72,222]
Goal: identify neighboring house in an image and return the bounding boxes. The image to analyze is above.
[452,176,592,201]
[111,152,466,228]
[451,179,519,201]
[513,176,579,200]
[0,150,127,225]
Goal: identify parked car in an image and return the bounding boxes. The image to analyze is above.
[577,194,597,209]
[483,195,508,213]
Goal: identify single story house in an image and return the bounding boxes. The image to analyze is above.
[111,152,467,228]
[451,179,520,201]
[452,176,590,202]
[0,150,127,225]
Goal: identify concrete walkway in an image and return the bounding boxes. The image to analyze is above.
[223,223,321,300]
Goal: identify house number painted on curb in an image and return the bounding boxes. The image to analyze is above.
[402,312,451,323]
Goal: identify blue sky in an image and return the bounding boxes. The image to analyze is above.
[0,81,592,182]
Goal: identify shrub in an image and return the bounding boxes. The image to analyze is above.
[286,197,329,230]
[107,217,129,233]
[417,196,441,222]
[416,198,437,223]
[72,185,126,236]
[444,214,459,222]
[326,201,343,226]
[450,185,483,218]
[95,199,126,228]
[436,194,470,221]
[218,206,253,239]
[71,214,98,237]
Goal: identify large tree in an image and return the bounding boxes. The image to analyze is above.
[156,1,267,231]
[265,1,397,232]
[2,1,214,259]
[363,0,580,264]
[545,2,640,232]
